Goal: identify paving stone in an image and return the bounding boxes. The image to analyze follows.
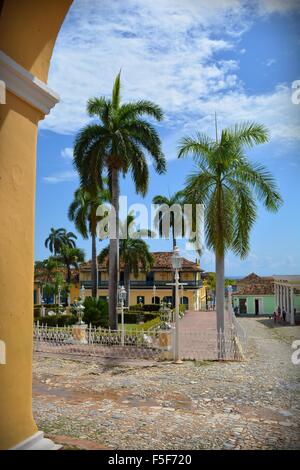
[32,318,300,450]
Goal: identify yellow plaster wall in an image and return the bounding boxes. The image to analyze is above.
[0,0,72,449]
[82,288,198,310]
[70,284,80,302]
[0,0,72,82]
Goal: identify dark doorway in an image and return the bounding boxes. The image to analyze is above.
[239,298,247,314]
[255,299,259,315]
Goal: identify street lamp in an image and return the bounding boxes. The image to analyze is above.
[227,285,233,316]
[57,284,61,313]
[171,246,182,363]
[153,284,157,304]
[118,286,127,346]
[80,285,86,302]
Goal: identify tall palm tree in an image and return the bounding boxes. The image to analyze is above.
[68,183,110,298]
[152,191,186,250]
[98,213,154,309]
[74,72,166,329]
[178,121,282,358]
[45,227,77,255]
[56,245,85,285]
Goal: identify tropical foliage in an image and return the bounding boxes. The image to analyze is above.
[68,182,110,297]
[55,245,85,284]
[74,72,166,328]
[98,213,154,307]
[45,227,77,255]
[83,297,109,327]
[152,191,187,250]
[178,121,282,357]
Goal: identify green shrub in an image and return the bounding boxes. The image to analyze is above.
[143,304,160,312]
[129,304,161,312]
[129,304,144,312]
[34,305,61,318]
[142,317,161,330]
[35,314,75,326]
[83,297,109,327]
[118,311,159,324]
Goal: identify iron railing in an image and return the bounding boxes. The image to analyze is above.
[80,279,202,288]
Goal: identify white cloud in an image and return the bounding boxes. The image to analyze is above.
[265,58,276,67]
[257,0,300,14]
[61,147,73,160]
[40,0,300,146]
[43,170,78,184]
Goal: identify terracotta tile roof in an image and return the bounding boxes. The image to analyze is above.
[234,272,274,295]
[80,251,202,272]
[34,267,79,284]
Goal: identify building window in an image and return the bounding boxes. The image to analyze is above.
[152,296,160,304]
[137,296,145,305]
[146,271,154,284]
[163,296,172,305]
[180,296,189,306]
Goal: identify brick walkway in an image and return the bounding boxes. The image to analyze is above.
[179,309,233,360]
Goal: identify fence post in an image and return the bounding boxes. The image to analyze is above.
[36,320,39,352]
[88,323,92,345]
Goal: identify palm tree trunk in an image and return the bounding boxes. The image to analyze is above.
[109,168,120,329]
[91,232,98,298]
[124,264,130,308]
[172,225,177,308]
[215,252,225,359]
[67,265,72,285]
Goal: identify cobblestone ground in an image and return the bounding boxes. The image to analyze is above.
[32,318,300,450]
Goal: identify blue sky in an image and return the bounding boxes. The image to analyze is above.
[36,0,300,276]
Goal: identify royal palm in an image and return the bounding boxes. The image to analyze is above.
[56,245,85,285]
[74,72,166,328]
[152,191,187,250]
[45,227,77,256]
[98,213,153,307]
[178,122,282,358]
[68,184,110,298]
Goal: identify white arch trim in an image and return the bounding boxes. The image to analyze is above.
[0,50,59,114]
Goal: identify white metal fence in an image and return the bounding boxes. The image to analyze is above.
[33,322,172,359]
[34,308,247,361]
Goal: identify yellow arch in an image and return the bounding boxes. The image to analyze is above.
[0,0,72,449]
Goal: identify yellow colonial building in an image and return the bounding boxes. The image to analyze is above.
[80,252,206,310]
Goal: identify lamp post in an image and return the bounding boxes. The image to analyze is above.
[80,285,86,302]
[57,284,61,313]
[153,284,157,304]
[119,286,127,346]
[227,285,233,316]
[171,246,182,363]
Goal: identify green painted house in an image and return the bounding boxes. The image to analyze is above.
[232,273,300,316]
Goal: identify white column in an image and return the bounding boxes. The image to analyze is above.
[37,286,42,304]
[290,287,295,325]
[279,285,283,312]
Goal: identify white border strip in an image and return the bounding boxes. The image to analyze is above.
[0,50,59,115]
[10,431,61,450]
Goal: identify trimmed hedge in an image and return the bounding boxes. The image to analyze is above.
[129,304,161,312]
[34,305,61,318]
[143,304,161,312]
[35,314,76,326]
[118,311,159,324]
